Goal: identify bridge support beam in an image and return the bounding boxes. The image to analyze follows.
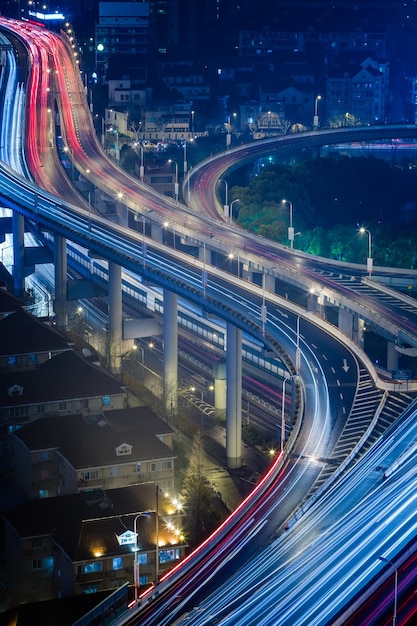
[338,308,354,338]
[338,309,365,347]
[387,341,399,373]
[54,235,67,328]
[213,360,226,418]
[108,262,122,373]
[163,289,178,418]
[226,323,242,469]
[353,315,365,348]
[263,272,275,293]
[12,212,25,298]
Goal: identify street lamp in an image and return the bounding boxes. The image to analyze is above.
[229,198,240,224]
[282,199,294,248]
[359,227,373,276]
[281,377,290,452]
[378,556,398,626]
[228,251,240,278]
[139,142,144,182]
[314,95,322,129]
[63,146,74,182]
[168,159,179,202]
[183,140,188,174]
[219,178,229,220]
[225,112,237,148]
[95,114,105,146]
[109,126,119,162]
[134,512,151,603]
[296,315,301,372]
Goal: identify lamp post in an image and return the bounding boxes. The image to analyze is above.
[183,140,187,174]
[313,95,322,129]
[359,227,373,276]
[219,178,229,220]
[95,114,105,146]
[281,377,289,452]
[169,159,179,202]
[87,189,92,237]
[229,198,240,225]
[139,142,144,182]
[225,112,237,149]
[282,199,294,248]
[296,315,301,372]
[63,146,74,182]
[134,512,151,603]
[155,485,161,584]
[379,556,398,626]
[191,110,195,134]
[228,251,241,278]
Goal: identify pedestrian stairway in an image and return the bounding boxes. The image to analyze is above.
[306,366,416,498]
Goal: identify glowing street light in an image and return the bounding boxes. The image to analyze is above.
[359,227,373,276]
[225,112,237,148]
[282,199,294,248]
[314,95,322,129]
[219,178,229,220]
[168,159,179,202]
[229,198,240,224]
[134,512,151,603]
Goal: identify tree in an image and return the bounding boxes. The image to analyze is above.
[180,431,221,546]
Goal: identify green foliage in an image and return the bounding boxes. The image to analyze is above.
[242,424,277,450]
[180,432,222,547]
[233,155,417,268]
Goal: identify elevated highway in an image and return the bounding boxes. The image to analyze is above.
[0,15,417,625]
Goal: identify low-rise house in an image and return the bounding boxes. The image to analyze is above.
[0,349,128,467]
[0,309,73,372]
[326,56,389,125]
[13,407,175,499]
[2,484,186,605]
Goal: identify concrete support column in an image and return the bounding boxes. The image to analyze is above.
[338,308,354,339]
[108,261,122,373]
[387,341,399,373]
[353,314,365,349]
[213,360,226,418]
[263,272,275,293]
[151,222,163,243]
[226,323,242,469]
[54,235,67,328]
[163,289,178,417]
[12,211,25,298]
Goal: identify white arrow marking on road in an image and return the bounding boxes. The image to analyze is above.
[276,309,289,318]
[342,359,350,372]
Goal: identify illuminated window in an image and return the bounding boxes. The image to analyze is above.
[83,561,102,574]
[159,549,180,563]
[112,557,123,570]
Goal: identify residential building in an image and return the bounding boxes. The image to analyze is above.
[2,484,186,604]
[13,407,175,499]
[0,308,73,371]
[95,2,150,81]
[0,342,127,469]
[326,56,389,125]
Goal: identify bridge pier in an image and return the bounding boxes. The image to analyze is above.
[338,308,365,348]
[108,261,122,373]
[54,235,67,328]
[163,289,178,417]
[213,360,226,418]
[387,340,399,372]
[12,212,25,298]
[226,323,242,469]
